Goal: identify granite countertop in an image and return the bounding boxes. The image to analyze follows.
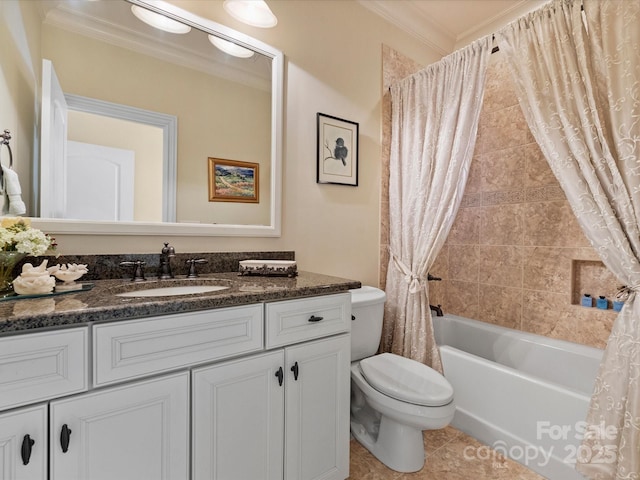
[0,271,361,335]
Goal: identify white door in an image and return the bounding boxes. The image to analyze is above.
[285,335,351,480]
[50,372,189,480]
[65,141,135,221]
[40,58,68,218]
[192,351,285,480]
[0,405,47,480]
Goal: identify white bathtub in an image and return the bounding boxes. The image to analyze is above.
[433,314,603,480]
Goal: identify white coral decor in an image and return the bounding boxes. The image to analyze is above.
[13,260,56,295]
[50,263,88,284]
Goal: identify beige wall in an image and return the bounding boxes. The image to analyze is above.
[38,0,440,288]
[0,0,42,210]
[429,52,617,349]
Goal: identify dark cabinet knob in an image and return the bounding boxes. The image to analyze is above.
[308,315,323,322]
[21,434,35,465]
[291,362,299,381]
[60,424,72,453]
[275,367,284,386]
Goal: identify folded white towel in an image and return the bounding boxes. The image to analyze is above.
[1,165,26,215]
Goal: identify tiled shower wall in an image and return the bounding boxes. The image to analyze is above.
[382,48,618,349]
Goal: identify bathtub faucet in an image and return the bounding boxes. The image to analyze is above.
[427,273,442,281]
[430,304,444,317]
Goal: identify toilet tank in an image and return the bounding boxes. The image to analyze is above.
[350,286,386,362]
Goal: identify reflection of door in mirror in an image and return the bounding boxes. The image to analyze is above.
[66,141,135,222]
[40,59,67,219]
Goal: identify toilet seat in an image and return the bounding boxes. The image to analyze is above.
[359,353,453,407]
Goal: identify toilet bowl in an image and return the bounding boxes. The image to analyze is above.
[350,287,455,473]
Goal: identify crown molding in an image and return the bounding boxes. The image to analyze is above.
[357,0,453,56]
[359,0,550,55]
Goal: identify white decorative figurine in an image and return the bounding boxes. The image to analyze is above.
[12,259,56,295]
[49,263,88,291]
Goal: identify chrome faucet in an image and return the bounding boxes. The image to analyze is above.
[159,242,175,279]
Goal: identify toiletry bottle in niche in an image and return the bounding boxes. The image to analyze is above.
[596,296,608,310]
[613,300,624,312]
[581,294,593,307]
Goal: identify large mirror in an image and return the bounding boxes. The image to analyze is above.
[30,0,283,236]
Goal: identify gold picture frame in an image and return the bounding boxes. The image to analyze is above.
[208,158,259,203]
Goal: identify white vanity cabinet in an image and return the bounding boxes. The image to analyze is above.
[192,350,285,480]
[0,404,48,480]
[49,372,189,480]
[283,334,351,480]
[0,328,88,411]
[0,290,352,480]
[193,293,351,480]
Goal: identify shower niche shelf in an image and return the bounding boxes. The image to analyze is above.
[570,259,619,308]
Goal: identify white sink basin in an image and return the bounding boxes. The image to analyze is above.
[116,285,229,297]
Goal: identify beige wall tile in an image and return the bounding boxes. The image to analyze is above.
[448,207,481,245]
[482,54,519,114]
[521,290,568,337]
[446,280,479,318]
[429,247,448,306]
[522,246,573,294]
[523,201,591,247]
[478,245,523,287]
[524,142,558,188]
[449,245,479,283]
[482,189,525,206]
[524,185,566,202]
[480,146,525,192]
[481,105,529,152]
[522,290,614,348]
[478,284,523,329]
[466,155,483,194]
[480,204,524,246]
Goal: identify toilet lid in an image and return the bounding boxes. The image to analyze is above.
[359,353,454,407]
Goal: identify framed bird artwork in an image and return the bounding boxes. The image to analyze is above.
[316,112,359,186]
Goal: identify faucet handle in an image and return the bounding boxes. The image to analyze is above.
[186,258,208,278]
[119,261,146,282]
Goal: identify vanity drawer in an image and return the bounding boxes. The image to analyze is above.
[265,293,351,348]
[93,304,263,386]
[0,328,89,411]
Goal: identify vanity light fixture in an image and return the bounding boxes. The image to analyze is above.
[208,35,255,58]
[223,0,278,28]
[131,5,192,34]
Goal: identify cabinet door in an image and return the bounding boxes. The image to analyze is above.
[192,351,284,480]
[50,372,189,480]
[0,405,47,480]
[285,334,350,480]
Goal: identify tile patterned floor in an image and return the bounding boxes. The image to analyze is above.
[348,426,547,479]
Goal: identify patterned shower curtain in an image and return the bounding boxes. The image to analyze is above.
[497,0,640,478]
[381,37,491,372]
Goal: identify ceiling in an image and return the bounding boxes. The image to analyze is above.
[358,0,550,55]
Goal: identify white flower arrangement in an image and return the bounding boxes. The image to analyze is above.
[0,218,56,256]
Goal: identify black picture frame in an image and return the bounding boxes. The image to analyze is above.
[316,113,359,186]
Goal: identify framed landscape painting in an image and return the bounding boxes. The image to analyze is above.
[208,158,259,203]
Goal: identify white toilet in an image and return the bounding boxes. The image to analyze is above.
[350,286,455,473]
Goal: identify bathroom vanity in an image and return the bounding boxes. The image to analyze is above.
[0,269,359,480]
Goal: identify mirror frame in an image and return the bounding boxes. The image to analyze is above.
[32,0,283,237]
